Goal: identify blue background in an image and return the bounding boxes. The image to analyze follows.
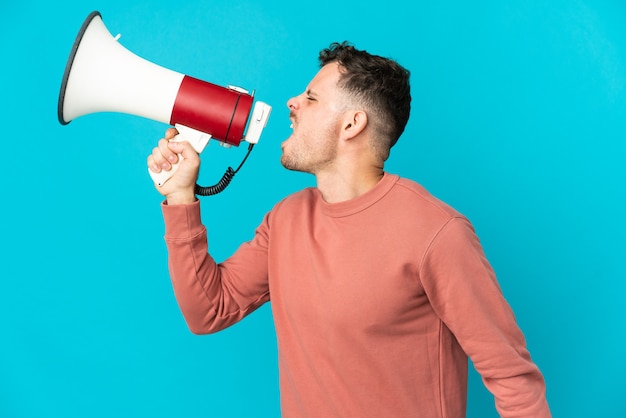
[2,1,625,417]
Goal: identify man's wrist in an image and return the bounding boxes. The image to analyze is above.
[165,190,197,205]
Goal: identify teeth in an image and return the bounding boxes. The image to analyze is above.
[290,123,293,129]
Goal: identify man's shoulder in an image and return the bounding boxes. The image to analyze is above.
[390,175,463,219]
[270,187,317,213]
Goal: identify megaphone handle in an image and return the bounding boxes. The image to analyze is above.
[148,125,211,187]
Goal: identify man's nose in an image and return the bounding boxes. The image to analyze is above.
[287,96,299,110]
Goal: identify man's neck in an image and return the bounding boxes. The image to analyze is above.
[315,166,384,204]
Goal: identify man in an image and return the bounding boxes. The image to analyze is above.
[148,42,551,417]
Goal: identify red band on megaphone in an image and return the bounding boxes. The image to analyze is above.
[170,76,253,146]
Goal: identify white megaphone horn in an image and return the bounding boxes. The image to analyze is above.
[58,11,271,192]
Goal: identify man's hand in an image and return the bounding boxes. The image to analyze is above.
[147,128,200,205]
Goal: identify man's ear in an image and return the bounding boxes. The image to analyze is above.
[341,110,368,140]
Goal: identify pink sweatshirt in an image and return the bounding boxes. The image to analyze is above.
[162,173,551,417]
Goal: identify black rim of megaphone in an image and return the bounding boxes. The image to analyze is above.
[58,11,102,125]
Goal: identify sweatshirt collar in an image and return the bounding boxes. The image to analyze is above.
[316,172,399,218]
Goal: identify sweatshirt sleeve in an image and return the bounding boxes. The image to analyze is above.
[420,217,551,418]
[162,200,270,334]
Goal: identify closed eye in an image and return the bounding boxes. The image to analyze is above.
[305,89,318,101]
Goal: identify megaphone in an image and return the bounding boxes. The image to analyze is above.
[58,11,271,192]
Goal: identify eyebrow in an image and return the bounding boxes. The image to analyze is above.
[306,89,318,98]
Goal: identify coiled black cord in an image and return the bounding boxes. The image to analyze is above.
[194,143,255,196]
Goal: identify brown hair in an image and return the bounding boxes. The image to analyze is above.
[319,41,411,160]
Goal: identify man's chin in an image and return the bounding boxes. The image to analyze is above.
[280,156,306,173]
[280,156,294,171]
